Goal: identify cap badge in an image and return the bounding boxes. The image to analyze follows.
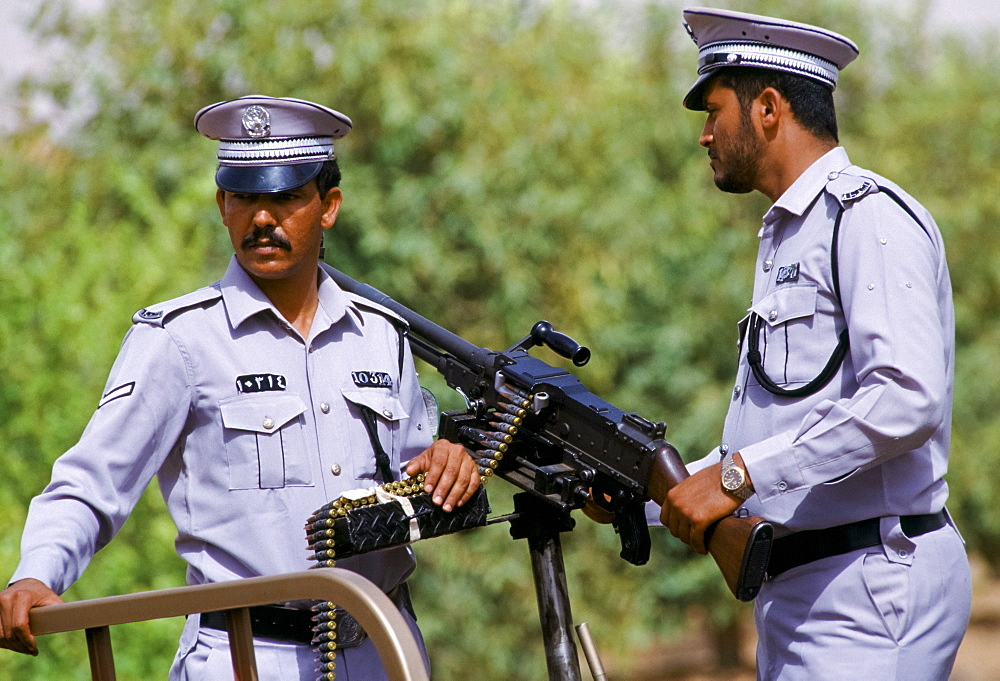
[241,105,271,138]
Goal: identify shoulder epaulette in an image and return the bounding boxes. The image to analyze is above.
[133,286,222,327]
[824,170,876,207]
[343,292,409,330]
[342,291,411,374]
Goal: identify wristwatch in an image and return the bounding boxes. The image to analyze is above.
[721,451,753,500]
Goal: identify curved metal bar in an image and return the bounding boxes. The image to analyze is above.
[29,568,428,681]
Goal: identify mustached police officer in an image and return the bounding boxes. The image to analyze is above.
[0,95,479,680]
[658,9,971,680]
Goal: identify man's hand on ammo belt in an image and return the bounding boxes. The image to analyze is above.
[404,439,480,512]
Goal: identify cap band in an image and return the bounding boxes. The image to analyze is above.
[217,136,335,166]
[697,41,839,89]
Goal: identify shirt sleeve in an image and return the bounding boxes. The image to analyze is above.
[9,323,192,593]
[741,191,951,501]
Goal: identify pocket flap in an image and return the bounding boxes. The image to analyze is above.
[341,389,408,422]
[220,394,307,433]
[750,285,817,326]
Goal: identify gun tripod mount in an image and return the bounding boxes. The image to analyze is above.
[501,492,592,681]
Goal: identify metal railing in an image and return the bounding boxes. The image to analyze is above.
[29,568,429,681]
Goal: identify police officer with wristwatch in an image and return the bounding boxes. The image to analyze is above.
[659,8,970,680]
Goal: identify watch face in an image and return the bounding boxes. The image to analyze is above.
[722,466,745,491]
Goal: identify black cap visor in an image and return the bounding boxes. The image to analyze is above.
[215,162,324,194]
[683,72,715,111]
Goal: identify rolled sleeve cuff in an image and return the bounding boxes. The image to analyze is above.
[8,552,71,594]
[739,430,804,502]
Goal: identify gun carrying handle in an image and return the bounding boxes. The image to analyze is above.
[648,444,772,602]
[529,321,591,367]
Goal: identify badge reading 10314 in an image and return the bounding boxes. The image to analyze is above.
[352,371,393,388]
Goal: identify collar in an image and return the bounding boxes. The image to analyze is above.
[220,256,357,332]
[763,147,851,226]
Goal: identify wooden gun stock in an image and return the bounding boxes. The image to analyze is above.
[647,444,772,602]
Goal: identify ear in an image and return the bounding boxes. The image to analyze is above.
[757,87,784,131]
[320,187,343,229]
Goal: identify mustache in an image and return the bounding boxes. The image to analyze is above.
[241,227,292,251]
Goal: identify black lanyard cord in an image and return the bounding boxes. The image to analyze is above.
[745,183,926,399]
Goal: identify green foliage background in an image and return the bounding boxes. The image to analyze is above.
[1,0,998,678]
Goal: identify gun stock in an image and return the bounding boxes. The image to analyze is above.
[647,444,772,602]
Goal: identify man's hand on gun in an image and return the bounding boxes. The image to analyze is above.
[405,439,480,512]
[660,462,742,555]
[587,465,744,557]
[0,578,63,656]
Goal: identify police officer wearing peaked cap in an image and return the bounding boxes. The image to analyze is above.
[0,95,480,681]
[657,9,970,680]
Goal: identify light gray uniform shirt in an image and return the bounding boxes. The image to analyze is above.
[12,257,433,594]
[689,147,954,537]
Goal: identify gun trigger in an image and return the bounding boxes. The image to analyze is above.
[592,491,614,512]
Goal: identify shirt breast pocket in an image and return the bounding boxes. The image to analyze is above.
[341,389,408,481]
[749,284,819,386]
[219,394,312,490]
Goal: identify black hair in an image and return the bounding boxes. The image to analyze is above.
[315,159,342,197]
[713,67,839,143]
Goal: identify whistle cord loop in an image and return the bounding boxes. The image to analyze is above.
[360,405,396,483]
[746,205,849,399]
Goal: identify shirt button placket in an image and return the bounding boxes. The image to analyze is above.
[304,340,333,489]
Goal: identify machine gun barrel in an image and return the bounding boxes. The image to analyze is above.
[325,267,490,369]
[324,265,772,601]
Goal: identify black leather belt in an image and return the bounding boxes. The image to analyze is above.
[200,584,410,648]
[766,511,948,580]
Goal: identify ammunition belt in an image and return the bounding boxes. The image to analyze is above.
[305,473,491,680]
